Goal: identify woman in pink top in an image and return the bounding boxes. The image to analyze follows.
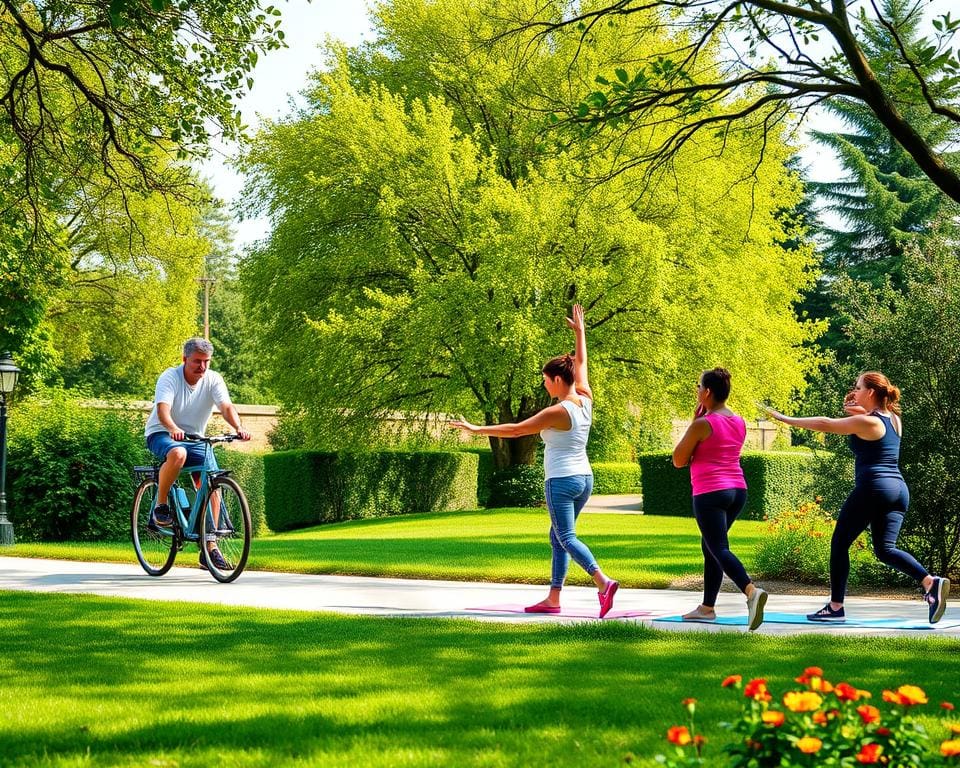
[673,368,768,630]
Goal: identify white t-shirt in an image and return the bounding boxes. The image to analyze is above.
[540,397,593,480]
[144,365,231,438]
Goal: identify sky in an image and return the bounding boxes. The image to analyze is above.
[199,0,956,250]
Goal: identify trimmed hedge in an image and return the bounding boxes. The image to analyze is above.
[592,462,642,494]
[214,448,268,537]
[263,450,478,531]
[638,450,816,520]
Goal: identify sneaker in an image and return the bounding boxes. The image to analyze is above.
[598,580,619,619]
[682,605,717,622]
[524,602,562,614]
[199,548,229,571]
[807,603,845,622]
[925,576,951,624]
[148,503,173,531]
[746,588,768,631]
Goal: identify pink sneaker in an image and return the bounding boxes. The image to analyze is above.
[598,580,619,618]
[524,603,561,614]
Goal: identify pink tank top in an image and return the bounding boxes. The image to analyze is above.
[689,412,747,496]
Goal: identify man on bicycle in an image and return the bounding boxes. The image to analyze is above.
[144,337,251,570]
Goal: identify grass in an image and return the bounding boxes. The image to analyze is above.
[1,591,958,768]
[5,508,767,588]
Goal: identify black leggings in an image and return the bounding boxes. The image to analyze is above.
[830,479,927,604]
[692,488,751,606]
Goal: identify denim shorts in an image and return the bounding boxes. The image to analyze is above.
[146,432,219,471]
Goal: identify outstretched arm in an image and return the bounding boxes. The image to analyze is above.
[758,404,882,438]
[566,303,592,400]
[449,403,571,438]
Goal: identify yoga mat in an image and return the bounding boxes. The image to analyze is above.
[466,603,654,619]
[654,611,960,630]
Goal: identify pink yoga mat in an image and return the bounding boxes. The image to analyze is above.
[466,603,654,619]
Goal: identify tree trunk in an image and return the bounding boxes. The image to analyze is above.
[488,433,539,470]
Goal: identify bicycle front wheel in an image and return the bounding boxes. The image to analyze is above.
[131,479,177,576]
[200,476,251,583]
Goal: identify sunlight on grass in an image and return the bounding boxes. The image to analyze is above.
[5,509,766,588]
[0,592,956,768]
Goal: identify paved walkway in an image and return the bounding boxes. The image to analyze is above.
[1,556,956,638]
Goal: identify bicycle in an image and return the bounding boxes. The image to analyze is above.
[131,434,252,583]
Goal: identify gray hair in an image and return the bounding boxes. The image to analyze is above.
[183,337,214,357]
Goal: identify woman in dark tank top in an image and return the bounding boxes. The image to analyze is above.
[761,371,950,624]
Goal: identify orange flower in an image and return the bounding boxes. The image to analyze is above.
[796,736,822,754]
[783,691,823,712]
[876,727,891,737]
[762,711,786,727]
[943,702,956,711]
[804,666,824,677]
[667,726,691,746]
[694,735,706,747]
[722,674,742,688]
[942,740,960,757]
[882,690,901,704]
[745,678,771,702]
[896,685,928,706]
[812,712,828,725]
[856,705,881,724]
[950,724,960,735]
[835,682,860,701]
[856,743,883,764]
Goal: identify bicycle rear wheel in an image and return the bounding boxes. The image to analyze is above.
[131,479,177,576]
[199,476,251,583]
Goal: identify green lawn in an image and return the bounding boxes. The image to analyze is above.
[5,508,766,588]
[1,591,957,768]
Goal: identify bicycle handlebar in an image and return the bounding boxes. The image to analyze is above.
[183,433,242,444]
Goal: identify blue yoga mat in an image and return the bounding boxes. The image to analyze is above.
[654,611,960,630]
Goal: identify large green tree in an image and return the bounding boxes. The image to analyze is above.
[241,0,819,469]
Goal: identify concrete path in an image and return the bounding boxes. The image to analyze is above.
[1,556,956,638]
[583,493,643,513]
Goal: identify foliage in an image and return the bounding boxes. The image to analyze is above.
[638,451,815,520]
[213,448,268,537]
[660,667,960,766]
[262,450,478,530]
[6,392,150,541]
[0,0,285,222]
[753,500,909,588]
[591,462,642,494]
[548,0,960,203]
[832,238,960,578]
[240,0,819,472]
[487,464,544,509]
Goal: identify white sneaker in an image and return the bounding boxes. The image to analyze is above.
[747,588,768,631]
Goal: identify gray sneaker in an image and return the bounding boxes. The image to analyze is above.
[926,576,950,624]
[747,588,768,631]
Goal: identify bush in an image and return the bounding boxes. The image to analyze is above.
[486,463,544,508]
[7,394,150,541]
[592,461,641,494]
[661,667,959,767]
[752,499,909,587]
[460,447,494,507]
[263,450,478,530]
[638,451,816,519]
[213,448,269,537]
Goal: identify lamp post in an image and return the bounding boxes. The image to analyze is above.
[0,352,21,546]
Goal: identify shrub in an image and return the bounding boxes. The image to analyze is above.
[638,451,815,519]
[752,499,911,588]
[7,394,150,541]
[214,448,269,537]
[592,461,641,494]
[660,667,960,767]
[263,450,478,530]
[460,447,494,507]
[487,463,544,508]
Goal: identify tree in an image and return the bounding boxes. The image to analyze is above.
[517,0,960,203]
[0,0,285,225]
[240,0,819,470]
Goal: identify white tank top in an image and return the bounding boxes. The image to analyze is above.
[540,397,593,479]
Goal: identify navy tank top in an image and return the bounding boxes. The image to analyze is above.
[849,412,903,484]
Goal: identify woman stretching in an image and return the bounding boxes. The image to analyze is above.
[673,368,768,631]
[449,304,619,618]
[761,371,949,623]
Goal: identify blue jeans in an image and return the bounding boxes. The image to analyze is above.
[830,479,927,603]
[545,474,599,588]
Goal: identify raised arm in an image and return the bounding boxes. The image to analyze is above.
[566,303,593,400]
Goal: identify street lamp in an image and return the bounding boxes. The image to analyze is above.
[0,352,21,546]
